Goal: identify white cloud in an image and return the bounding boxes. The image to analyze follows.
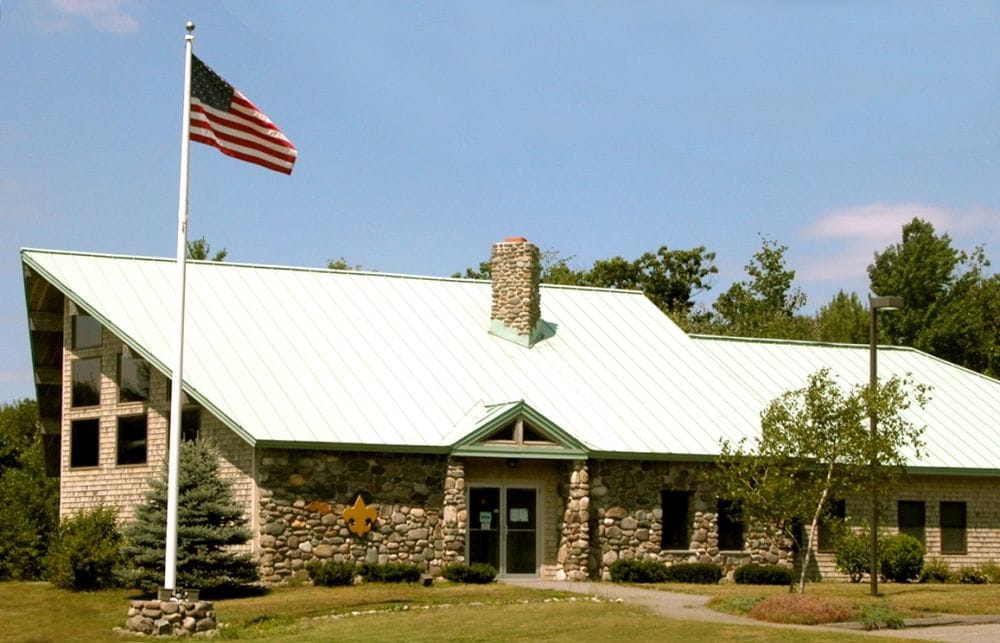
[796,202,1000,284]
[46,0,139,34]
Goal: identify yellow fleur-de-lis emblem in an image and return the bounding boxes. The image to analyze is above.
[344,495,378,537]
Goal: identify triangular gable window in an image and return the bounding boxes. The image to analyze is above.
[483,418,556,447]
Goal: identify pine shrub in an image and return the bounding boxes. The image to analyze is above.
[879,533,924,583]
[46,505,123,591]
[441,562,497,584]
[306,561,356,586]
[734,563,793,585]
[123,440,259,594]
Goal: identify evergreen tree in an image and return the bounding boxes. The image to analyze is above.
[124,439,258,592]
[0,399,58,580]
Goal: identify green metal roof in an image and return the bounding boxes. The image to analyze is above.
[21,248,1000,470]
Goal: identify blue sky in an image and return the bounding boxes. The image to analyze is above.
[2,1,999,402]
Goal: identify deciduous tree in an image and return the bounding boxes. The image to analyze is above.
[715,369,927,593]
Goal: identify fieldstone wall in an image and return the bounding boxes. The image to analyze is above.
[257,449,460,583]
[125,599,216,636]
[556,460,590,580]
[589,460,793,580]
[490,238,541,338]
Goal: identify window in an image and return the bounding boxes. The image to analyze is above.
[717,499,744,551]
[940,501,967,554]
[116,415,147,465]
[71,358,101,407]
[181,408,200,442]
[72,312,102,349]
[898,501,926,546]
[483,419,554,445]
[70,419,99,468]
[818,499,847,552]
[661,491,691,549]
[167,407,202,442]
[118,353,150,402]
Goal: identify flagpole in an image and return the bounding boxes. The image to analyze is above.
[164,20,195,596]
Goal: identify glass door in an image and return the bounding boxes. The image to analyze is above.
[467,485,538,577]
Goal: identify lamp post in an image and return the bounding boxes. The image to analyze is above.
[869,295,903,597]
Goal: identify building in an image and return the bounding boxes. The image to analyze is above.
[21,238,1000,582]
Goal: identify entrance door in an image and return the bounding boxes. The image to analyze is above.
[468,486,538,577]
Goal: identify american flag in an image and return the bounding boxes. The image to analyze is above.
[189,55,297,174]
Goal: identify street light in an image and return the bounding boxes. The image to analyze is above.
[869,295,903,597]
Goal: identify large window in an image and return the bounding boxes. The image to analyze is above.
[940,501,967,554]
[898,501,926,546]
[661,491,691,550]
[70,419,99,468]
[118,353,150,402]
[71,358,101,407]
[116,415,147,465]
[717,499,744,551]
[72,312,102,349]
[818,499,847,552]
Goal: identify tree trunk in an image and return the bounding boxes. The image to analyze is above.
[800,462,835,594]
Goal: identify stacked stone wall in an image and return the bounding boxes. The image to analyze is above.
[490,238,541,337]
[589,460,792,580]
[125,599,216,636]
[257,449,457,583]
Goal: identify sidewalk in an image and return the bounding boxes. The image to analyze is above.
[507,580,1000,642]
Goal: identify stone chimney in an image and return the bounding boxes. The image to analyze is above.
[490,237,544,347]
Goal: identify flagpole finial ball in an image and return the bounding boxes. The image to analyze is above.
[186,21,195,33]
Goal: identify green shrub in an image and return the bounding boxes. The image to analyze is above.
[609,559,667,583]
[46,505,123,591]
[734,563,792,585]
[918,558,952,583]
[661,562,722,584]
[305,561,356,587]
[977,560,1000,584]
[441,563,496,584]
[358,562,422,583]
[856,605,906,631]
[880,533,923,583]
[955,567,988,584]
[834,530,871,583]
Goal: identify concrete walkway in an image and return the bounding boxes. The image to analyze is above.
[507,580,1000,642]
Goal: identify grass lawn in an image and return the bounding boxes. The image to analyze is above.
[646,580,1000,623]
[8,579,998,641]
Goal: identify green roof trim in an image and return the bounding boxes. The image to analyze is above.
[21,250,257,448]
[450,400,589,459]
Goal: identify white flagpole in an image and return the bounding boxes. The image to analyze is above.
[164,20,195,595]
